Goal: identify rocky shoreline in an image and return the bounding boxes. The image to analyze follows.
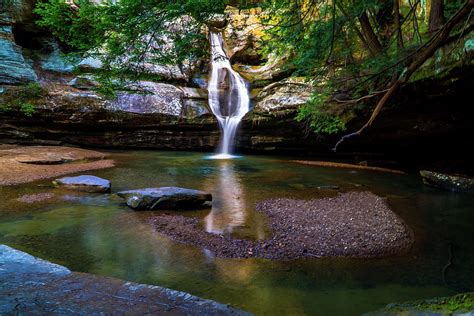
[0,145,114,186]
[0,245,249,315]
[148,191,414,259]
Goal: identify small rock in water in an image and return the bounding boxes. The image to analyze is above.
[117,187,212,210]
[53,175,111,193]
[317,185,340,190]
[420,170,474,193]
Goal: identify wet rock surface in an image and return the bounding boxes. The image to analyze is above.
[0,245,249,315]
[0,146,114,186]
[118,187,213,210]
[106,81,185,116]
[0,22,38,84]
[365,292,474,315]
[53,175,111,193]
[148,191,414,259]
[420,170,474,193]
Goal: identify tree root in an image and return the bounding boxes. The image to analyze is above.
[442,243,453,285]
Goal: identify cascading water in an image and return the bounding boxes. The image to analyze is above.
[208,32,250,159]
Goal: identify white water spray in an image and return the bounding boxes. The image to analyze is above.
[208,32,250,159]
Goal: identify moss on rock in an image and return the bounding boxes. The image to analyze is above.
[366,292,474,315]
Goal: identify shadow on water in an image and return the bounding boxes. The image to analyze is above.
[0,150,473,315]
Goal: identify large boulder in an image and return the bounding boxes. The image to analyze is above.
[106,81,185,116]
[253,77,313,116]
[117,187,212,210]
[420,170,474,193]
[0,23,38,84]
[53,175,111,193]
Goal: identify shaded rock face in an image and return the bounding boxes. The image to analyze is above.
[39,40,76,73]
[77,55,192,82]
[253,77,313,116]
[224,6,266,65]
[4,0,37,31]
[0,244,250,315]
[420,170,474,193]
[53,175,111,193]
[235,53,294,87]
[0,23,38,84]
[117,187,212,210]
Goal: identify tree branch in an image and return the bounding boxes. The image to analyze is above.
[333,0,474,152]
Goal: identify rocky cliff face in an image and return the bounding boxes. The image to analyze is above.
[0,3,310,151]
[0,13,38,84]
[1,2,473,173]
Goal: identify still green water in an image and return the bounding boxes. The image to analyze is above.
[0,151,473,315]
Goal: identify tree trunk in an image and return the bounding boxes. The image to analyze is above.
[358,12,383,55]
[429,0,445,32]
[336,2,372,55]
[334,0,474,151]
[394,0,404,48]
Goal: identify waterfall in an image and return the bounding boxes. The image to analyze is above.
[208,32,250,159]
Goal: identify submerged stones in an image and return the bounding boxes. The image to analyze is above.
[117,187,212,210]
[420,170,474,193]
[53,175,111,193]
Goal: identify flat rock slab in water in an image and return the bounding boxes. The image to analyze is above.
[420,170,474,193]
[54,175,111,193]
[117,187,212,210]
[0,245,249,315]
[15,153,73,164]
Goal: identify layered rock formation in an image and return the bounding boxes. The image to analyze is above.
[0,2,473,174]
[0,14,37,84]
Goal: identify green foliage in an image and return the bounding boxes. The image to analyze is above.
[33,0,469,136]
[0,83,43,117]
[34,0,227,76]
[19,103,36,117]
[373,293,474,314]
[296,92,346,135]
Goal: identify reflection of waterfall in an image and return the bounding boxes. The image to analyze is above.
[208,32,250,159]
[204,161,246,234]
